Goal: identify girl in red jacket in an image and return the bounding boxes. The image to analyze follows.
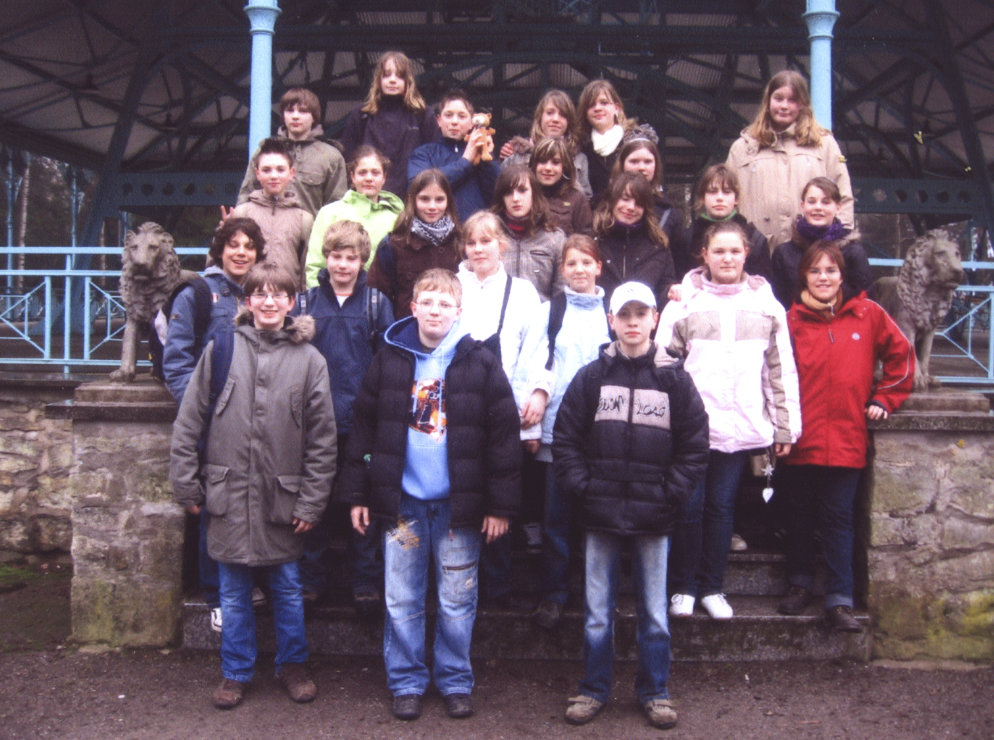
[778,241,913,631]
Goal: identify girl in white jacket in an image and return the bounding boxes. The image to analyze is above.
[457,211,546,603]
[657,220,801,620]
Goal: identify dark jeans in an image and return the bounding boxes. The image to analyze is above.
[780,464,861,609]
[541,461,573,605]
[669,449,750,597]
[198,512,219,608]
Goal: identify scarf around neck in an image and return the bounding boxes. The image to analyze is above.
[411,215,455,247]
[591,125,624,157]
[796,216,848,245]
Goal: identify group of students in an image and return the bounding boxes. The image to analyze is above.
[166,53,917,730]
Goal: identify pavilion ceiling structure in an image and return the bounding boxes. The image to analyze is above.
[1,0,992,236]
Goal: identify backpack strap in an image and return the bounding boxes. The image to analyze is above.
[365,286,383,349]
[495,274,513,336]
[195,328,234,461]
[545,292,568,371]
[208,329,234,406]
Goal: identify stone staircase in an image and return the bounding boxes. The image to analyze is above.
[182,539,871,662]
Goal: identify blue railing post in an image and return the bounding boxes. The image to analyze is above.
[244,0,282,158]
[803,0,840,130]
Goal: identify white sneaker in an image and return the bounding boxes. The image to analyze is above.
[730,533,748,551]
[209,607,223,633]
[701,593,734,620]
[669,593,695,617]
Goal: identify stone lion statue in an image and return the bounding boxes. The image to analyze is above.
[872,229,965,391]
[109,222,183,383]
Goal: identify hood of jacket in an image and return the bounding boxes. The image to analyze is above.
[684,265,770,295]
[234,306,316,344]
[383,314,469,359]
[339,187,404,215]
[245,188,305,211]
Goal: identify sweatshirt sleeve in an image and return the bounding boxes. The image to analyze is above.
[762,302,803,444]
[870,303,915,412]
[169,344,215,509]
[162,285,201,404]
[292,353,338,524]
[552,367,595,497]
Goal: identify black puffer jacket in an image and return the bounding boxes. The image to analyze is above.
[336,318,522,528]
[596,220,677,310]
[553,341,709,537]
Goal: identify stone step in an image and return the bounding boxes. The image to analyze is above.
[182,594,869,663]
[293,540,812,599]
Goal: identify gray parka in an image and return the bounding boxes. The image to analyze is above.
[170,310,337,566]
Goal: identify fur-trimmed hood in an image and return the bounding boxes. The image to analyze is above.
[234,306,316,343]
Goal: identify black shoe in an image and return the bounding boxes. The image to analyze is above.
[392,693,423,721]
[826,605,862,633]
[533,599,564,630]
[778,585,812,615]
[443,692,474,719]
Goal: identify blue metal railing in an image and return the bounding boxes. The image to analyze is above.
[0,246,207,374]
[2,247,994,384]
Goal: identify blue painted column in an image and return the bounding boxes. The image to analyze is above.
[244,0,281,157]
[803,0,839,130]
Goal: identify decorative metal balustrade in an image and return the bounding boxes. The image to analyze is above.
[2,247,993,385]
[0,246,207,374]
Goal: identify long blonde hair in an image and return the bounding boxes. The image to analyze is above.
[360,51,427,115]
[530,89,580,152]
[745,70,826,149]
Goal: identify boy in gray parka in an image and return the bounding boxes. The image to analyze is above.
[170,262,336,710]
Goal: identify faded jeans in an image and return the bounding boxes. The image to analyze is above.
[382,493,481,697]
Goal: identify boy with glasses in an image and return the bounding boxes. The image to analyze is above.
[337,268,521,721]
[170,262,336,710]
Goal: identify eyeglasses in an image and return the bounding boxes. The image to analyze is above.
[415,298,458,311]
[249,291,290,302]
[806,268,841,278]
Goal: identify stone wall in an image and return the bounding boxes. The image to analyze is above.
[868,393,994,661]
[0,377,77,559]
[65,379,183,647]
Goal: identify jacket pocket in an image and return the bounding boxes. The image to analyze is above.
[268,474,303,525]
[202,464,230,516]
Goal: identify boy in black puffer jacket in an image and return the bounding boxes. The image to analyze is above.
[553,281,709,731]
[337,268,521,722]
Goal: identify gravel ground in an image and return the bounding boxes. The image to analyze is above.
[1,561,991,739]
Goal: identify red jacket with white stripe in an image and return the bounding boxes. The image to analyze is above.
[786,292,914,469]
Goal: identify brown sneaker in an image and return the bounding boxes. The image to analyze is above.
[212,678,246,709]
[826,605,862,633]
[644,698,678,729]
[565,694,604,725]
[778,585,813,615]
[277,663,317,703]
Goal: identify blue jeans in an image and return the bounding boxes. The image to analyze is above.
[198,513,219,608]
[669,449,749,597]
[780,465,860,609]
[580,530,671,704]
[541,463,572,605]
[217,561,308,682]
[382,494,481,697]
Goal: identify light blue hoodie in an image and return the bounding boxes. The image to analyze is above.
[383,315,469,501]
